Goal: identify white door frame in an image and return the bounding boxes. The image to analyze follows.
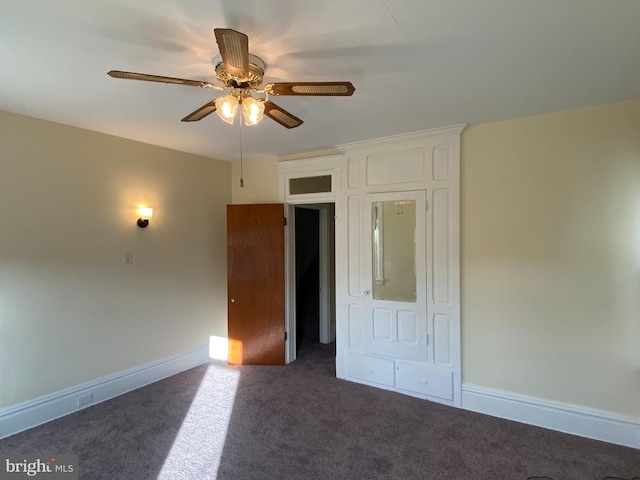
[285,203,335,363]
[277,158,344,365]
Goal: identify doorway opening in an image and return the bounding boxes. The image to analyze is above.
[292,204,336,358]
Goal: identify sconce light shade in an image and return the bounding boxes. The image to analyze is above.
[215,95,239,124]
[137,207,153,228]
[242,97,265,126]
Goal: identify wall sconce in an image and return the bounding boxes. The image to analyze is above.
[137,207,153,228]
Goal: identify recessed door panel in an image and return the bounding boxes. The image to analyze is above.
[432,144,450,181]
[433,189,451,305]
[348,304,362,347]
[397,310,418,345]
[348,196,362,296]
[373,308,392,340]
[366,149,426,185]
[433,313,452,366]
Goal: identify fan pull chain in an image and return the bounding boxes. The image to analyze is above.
[239,116,244,188]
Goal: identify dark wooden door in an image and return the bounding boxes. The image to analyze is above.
[227,204,285,365]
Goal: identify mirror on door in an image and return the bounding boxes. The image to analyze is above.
[371,200,417,302]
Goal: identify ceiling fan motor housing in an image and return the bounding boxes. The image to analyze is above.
[213,53,265,89]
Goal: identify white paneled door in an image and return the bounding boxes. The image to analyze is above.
[361,190,428,362]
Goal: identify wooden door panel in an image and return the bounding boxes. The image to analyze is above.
[227,204,285,365]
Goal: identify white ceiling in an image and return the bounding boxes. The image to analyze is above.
[2,1,639,162]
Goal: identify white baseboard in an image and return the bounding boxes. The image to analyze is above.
[0,345,210,439]
[462,384,640,449]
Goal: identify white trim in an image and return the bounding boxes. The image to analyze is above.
[277,154,344,172]
[0,345,210,439]
[336,124,467,151]
[284,203,297,364]
[462,384,640,449]
[279,159,342,364]
[283,203,336,363]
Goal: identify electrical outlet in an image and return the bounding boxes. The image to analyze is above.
[124,252,133,265]
[77,392,93,407]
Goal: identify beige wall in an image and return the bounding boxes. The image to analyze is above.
[236,99,640,418]
[231,157,280,204]
[462,99,640,416]
[0,111,231,408]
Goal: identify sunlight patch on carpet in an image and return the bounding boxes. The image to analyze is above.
[157,362,240,479]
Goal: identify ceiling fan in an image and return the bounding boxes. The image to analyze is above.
[108,28,355,129]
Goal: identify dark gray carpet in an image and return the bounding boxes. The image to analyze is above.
[1,343,639,479]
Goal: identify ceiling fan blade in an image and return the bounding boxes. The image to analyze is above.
[214,28,249,79]
[266,82,355,96]
[107,70,216,89]
[181,100,217,122]
[263,100,303,129]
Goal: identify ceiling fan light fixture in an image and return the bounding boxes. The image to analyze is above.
[242,97,265,126]
[215,95,239,124]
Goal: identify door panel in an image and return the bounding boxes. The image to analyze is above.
[227,204,285,365]
[362,191,428,361]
